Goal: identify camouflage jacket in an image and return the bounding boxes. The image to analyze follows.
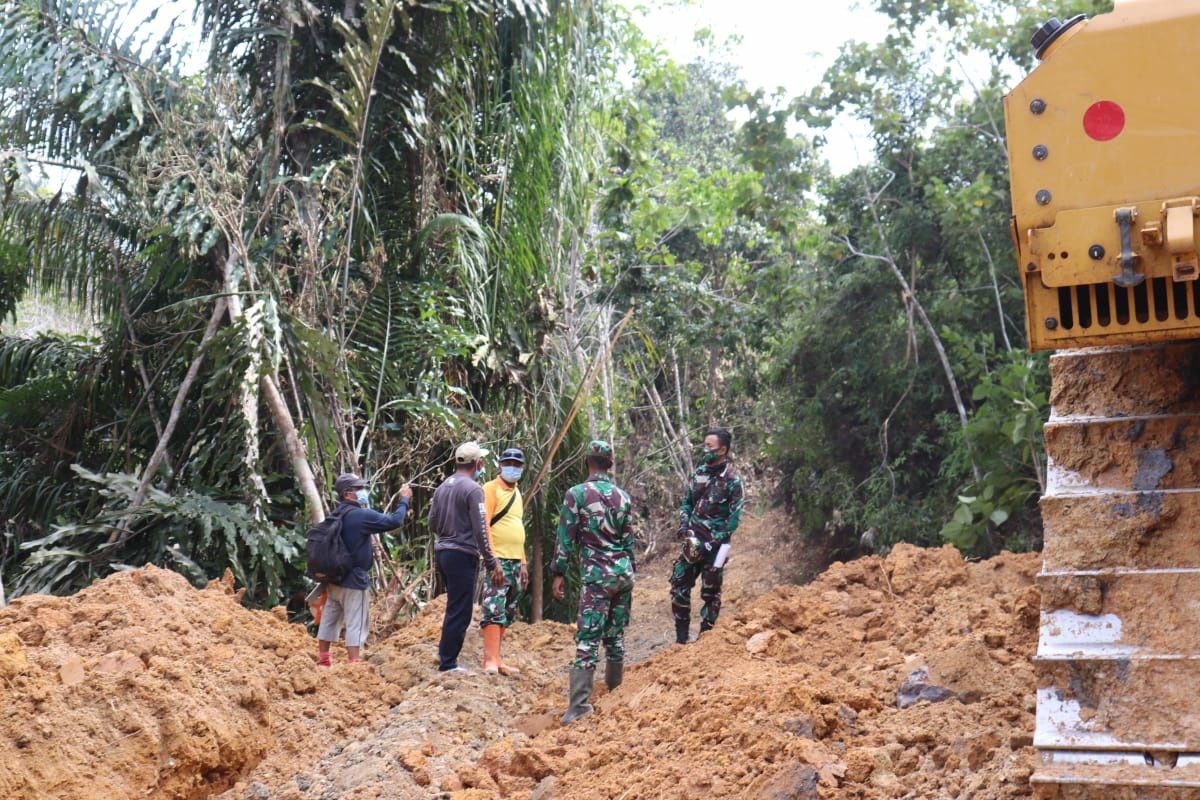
[550,472,636,585]
[678,461,744,544]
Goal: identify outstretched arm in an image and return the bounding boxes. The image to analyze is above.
[357,484,413,539]
[356,502,409,534]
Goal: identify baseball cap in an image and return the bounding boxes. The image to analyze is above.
[334,472,367,494]
[455,441,490,463]
[499,447,526,464]
[587,440,612,458]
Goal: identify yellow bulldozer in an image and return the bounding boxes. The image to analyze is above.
[1005,0,1200,795]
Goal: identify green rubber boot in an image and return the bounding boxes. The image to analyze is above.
[605,660,624,691]
[561,667,595,725]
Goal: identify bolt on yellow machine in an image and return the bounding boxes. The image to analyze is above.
[1005,0,1200,795]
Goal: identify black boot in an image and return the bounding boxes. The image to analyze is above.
[561,667,594,725]
[675,618,690,645]
[699,620,714,635]
[605,660,624,691]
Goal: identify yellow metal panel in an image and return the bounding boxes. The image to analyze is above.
[1024,199,1200,287]
[1004,0,1200,350]
[1007,1,1200,228]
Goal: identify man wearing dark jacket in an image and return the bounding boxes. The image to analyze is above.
[317,472,411,666]
[428,441,505,673]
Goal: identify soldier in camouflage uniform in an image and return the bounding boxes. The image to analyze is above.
[670,427,744,644]
[551,439,636,724]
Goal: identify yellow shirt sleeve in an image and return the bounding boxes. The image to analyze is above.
[483,480,498,549]
[484,480,497,520]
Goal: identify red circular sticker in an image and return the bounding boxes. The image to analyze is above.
[1083,100,1125,141]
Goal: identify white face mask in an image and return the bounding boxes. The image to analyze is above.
[500,465,523,483]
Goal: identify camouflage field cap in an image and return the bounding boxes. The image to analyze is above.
[587,439,613,459]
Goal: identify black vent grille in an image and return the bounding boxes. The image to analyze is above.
[1055,278,1200,330]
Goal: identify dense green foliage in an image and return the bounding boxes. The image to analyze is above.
[0,0,1115,612]
[598,1,1108,561]
[0,0,615,613]
[770,0,1110,558]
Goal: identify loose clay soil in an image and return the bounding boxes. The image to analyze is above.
[0,512,1041,800]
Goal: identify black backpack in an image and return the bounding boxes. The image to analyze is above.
[306,506,354,584]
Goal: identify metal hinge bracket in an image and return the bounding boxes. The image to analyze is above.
[1113,207,1144,287]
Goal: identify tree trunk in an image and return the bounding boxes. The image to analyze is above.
[525,308,633,502]
[707,345,719,428]
[669,345,694,473]
[530,507,544,623]
[222,254,326,524]
[118,277,165,439]
[261,372,325,523]
[573,324,598,437]
[865,246,981,483]
[852,171,982,484]
[977,229,1014,353]
[601,305,615,442]
[646,382,689,484]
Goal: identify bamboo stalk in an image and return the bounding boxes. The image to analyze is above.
[525,306,633,502]
[669,344,694,474]
[646,382,688,484]
[525,307,632,623]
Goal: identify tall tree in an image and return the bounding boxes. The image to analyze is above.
[0,0,617,609]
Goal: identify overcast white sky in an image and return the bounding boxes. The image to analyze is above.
[630,0,891,172]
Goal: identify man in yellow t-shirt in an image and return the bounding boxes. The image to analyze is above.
[480,447,529,675]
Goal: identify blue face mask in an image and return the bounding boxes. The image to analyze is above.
[500,465,523,483]
[355,488,370,508]
[475,468,485,480]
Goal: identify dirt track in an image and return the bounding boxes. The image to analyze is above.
[0,511,1040,799]
[623,507,812,664]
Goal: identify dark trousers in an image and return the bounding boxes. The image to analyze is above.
[669,556,725,628]
[436,549,479,670]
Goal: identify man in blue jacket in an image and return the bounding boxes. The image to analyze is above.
[317,472,412,666]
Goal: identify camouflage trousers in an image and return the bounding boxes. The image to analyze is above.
[574,576,633,669]
[670,556,724,628]
[480,558,524,627]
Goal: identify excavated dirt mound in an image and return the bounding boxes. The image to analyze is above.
[0,562,579,800]
[0,566,407,800]
[215,599,578,800]
[479,544,1042,799]
[217,509,811,800]
[0,525,1042,800]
